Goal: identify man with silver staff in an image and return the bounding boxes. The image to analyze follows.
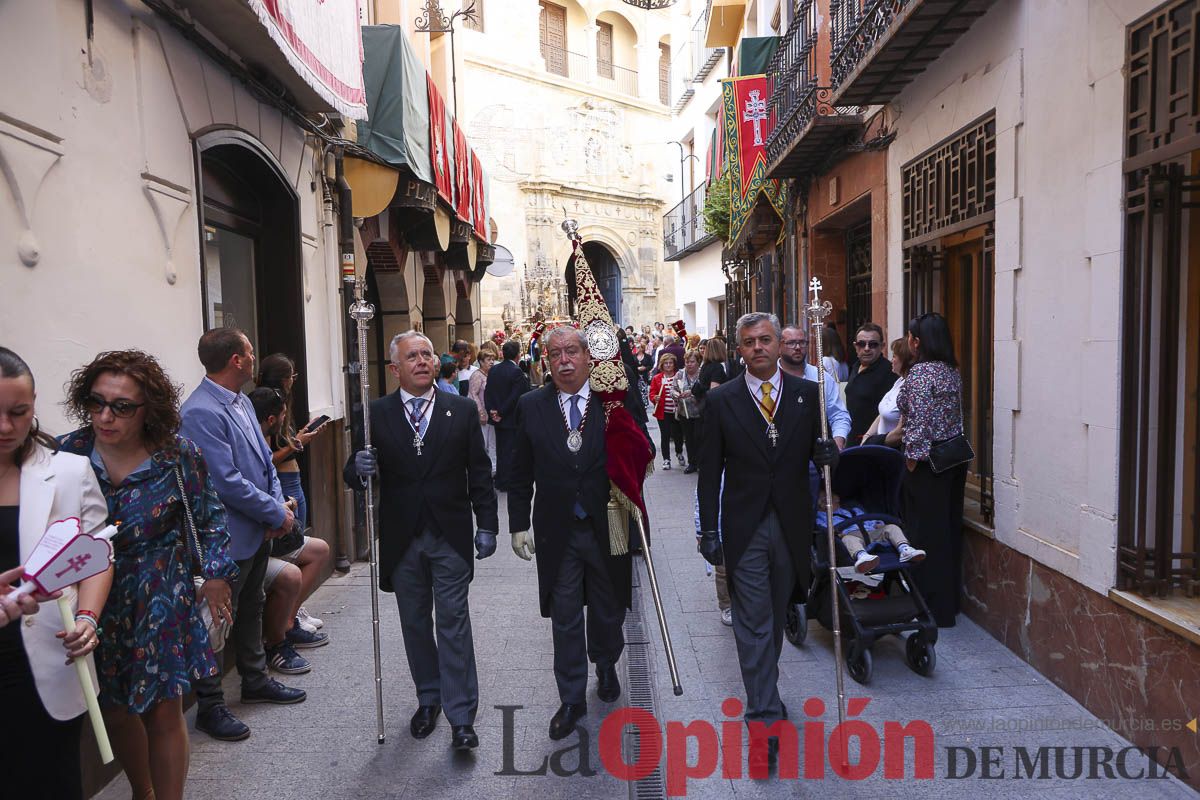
[508,324,648,740]
[697,312,838,769]
[345,331,498,751]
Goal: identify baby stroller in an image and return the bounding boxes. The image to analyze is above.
[784,445,938,684]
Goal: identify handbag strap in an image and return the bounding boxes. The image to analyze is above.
[172,464,204,577]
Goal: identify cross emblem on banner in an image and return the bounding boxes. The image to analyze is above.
[54,553,92,580]
[743,89,769,147]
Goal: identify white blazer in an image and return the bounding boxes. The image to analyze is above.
[18,444,108,720]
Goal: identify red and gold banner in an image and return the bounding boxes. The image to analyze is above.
[470,152,488,240]
[453,121,471,223]
[427,74,453,204]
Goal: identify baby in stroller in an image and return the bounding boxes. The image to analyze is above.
[816,486,926,574]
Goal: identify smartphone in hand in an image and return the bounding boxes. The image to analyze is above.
[304,414,331,434]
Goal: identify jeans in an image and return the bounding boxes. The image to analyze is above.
[278,471,306,530]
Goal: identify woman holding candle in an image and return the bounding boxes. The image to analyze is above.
[0,346,113,799]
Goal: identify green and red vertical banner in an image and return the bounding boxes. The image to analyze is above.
[719,75,786,244]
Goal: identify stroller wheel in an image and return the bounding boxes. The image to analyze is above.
[785,602,807,647]
[846,647,873,685]
[905,633,937,676]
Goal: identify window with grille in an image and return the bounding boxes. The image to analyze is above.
[1117,2,1200,597]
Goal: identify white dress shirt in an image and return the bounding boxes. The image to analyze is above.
[557,381,592,426]
[744,368,782,422]
[399,386,437,434]
[798,362,852,441]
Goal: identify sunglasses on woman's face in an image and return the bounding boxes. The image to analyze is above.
[84,395,145,418]
[854,340,881,350]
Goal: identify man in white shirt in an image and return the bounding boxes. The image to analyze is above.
[779,325,849,449]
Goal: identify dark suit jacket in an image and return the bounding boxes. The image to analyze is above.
[697,372,821,592]
[508,384,649,617]
[343,388,498,592]
[484,359,527,429]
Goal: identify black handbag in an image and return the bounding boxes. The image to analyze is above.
[928,433,974,473]
[925,384,975,474]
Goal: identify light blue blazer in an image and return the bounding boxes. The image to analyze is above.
[180,379,285,560]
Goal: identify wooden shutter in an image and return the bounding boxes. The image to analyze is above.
[540,2,567,76]
[659,43,670,104]
[597,21,614,79]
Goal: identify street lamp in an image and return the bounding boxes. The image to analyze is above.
[414,0,478,119]
[667,141,701,205]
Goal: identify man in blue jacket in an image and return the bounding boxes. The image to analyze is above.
[181,328,306,741]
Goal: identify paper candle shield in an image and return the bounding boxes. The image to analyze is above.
[24,517,113,594]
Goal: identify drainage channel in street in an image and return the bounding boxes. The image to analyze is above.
[624,568,666,800]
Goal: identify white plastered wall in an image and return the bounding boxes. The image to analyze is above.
[885,0,1149,595]
[0,1,345,428]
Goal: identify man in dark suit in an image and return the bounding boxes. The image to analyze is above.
[508,326,648,740]
[346,330,498,751]
[697,312,838,767]
[484,339,527,491]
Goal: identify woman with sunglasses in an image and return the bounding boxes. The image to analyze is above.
[0,347,113,799]
[897,313,969,628]
[59,350,236,800]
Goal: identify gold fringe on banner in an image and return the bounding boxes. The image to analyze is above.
[607,484,645,556]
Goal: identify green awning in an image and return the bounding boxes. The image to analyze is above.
[357,25,432,183]
[738,36,780,77]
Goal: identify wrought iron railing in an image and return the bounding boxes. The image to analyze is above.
[663,184,714,259]
[830,0,911,93]
[598,64,640,97]
[765,0,862,169]
[765,0,818,166]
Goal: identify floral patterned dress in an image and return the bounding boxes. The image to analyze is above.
[58,430,238,713]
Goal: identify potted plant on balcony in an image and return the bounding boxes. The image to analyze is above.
[702,175,732,243]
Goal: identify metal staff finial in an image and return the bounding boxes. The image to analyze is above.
[805,275,848,763]
[350,279,386,745]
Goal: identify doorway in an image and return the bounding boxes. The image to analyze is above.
[903,225,995,526]
[582,242,623,326]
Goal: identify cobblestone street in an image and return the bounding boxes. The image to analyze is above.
[94,419,1198,799]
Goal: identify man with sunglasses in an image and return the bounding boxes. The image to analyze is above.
[844,323,898,447]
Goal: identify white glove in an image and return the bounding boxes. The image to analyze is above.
[511,530,536,561]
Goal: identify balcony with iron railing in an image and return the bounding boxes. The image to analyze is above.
[829,0,1000,107]
[663,183,716,261]
[765,0,863,179]
[597,63,640,98]
[542,44,646,100]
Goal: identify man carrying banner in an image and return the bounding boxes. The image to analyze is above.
[507,225,655,741]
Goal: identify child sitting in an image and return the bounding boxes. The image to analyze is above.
[816,488,926,573]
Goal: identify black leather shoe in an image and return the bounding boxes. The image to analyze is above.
[549,702,587,740]
[241,678,306,705]
[596,665,621,703]
[195,705,250,741]
[748,736,780,776]
[410,704,441,739]
[451,724,478,750]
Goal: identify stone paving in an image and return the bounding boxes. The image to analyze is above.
[97,419,1198,799]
